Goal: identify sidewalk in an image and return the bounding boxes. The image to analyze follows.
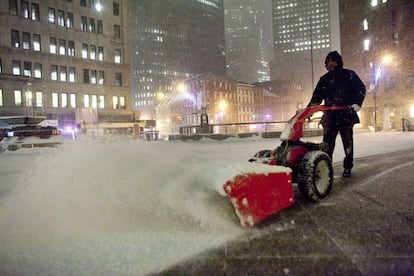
[154,150,414,275]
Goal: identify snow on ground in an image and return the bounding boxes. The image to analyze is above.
[0,131,413,275]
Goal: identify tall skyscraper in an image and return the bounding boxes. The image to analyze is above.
[0,0,132,130]
[224,0,274,84]
[128,0,226,120]
[271,0,340,95]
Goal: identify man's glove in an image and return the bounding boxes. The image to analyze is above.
[351,104,361,112]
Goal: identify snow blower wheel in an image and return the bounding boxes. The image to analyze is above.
[297,150,333,202]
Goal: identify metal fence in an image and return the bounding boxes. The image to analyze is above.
[179,120,322,135]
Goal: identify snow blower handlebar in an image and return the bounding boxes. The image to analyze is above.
[280,105,350,141]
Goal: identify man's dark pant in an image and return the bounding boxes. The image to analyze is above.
[323,124,354,170]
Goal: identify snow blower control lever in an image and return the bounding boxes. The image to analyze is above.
[223,105,349,227]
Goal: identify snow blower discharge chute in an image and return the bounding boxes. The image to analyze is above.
[223,105,349,227]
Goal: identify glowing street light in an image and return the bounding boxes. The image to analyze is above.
[219,99,228,111]
[374,53,394,132]
[157,91,165,101]
[95,3,103,12]
[176,82,187,94]
[381,54,393,65]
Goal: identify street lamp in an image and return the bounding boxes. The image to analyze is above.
[176,82,187,94]
[218,99,228,123]
[374,53,394,132]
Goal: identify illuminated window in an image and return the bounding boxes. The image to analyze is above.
[48,7,55,23]
[83,94,90,108]
[22,32,30,49]
[35,92,43,107]
[33,34,41,51]
[0,89,2,106]
[50,37,57,54]
[114,49,121,63]
[68,41,75,56]
[91,70,97,84]
[11,30,19,48]
[57,10,65,26]
[89,18,96,33]
[82,43,88,58]
[22,1,29,18]
[59,39,66,55]
[90,45,96,60]
[363,19,368,30]
[50,65,58,80]
[70,93,77,108]
[31,3,39,20]
[25,91,33,106]
[14,90,22,106]
[91,94,97,108]
[67,13,74,28]
[34,63,42,78]
[61,93,68,108]
[120,96,125,108]
[52,92,59,107]
[81,16,88,31]
[12,60,21,75]
[364,39,370,51]
[68,67,76,82]
[98,71,104,85]
[60,66,67,82]
[99,95,105,108]
[98,46,104,61]
[23,62,31,77]
[113,96,118,109]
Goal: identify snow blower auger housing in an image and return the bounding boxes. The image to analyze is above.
[224,105,349,227]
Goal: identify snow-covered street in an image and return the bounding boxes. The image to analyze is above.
[0,131,414,275]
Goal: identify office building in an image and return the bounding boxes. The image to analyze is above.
[224,0,274,83]
[0,0,133,133]
[128,0,226,120]
[271,0,340,97]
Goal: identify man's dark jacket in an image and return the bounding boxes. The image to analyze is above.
[308,60,366,127]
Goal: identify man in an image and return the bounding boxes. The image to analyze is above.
[307,51,366,177]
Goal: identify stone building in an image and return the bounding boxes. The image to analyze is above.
[156,74,283,136]
[0,0,134,135]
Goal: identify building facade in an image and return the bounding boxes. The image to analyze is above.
[128,0,226,120]
[224,0,274,83]
[0,0,133,134]
[340,0,414,131]
[156,74,282,136]
[270,0,341,96]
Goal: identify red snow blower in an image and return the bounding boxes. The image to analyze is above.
[223,105,349,227]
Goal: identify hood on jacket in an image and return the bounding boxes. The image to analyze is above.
[325,51,343,70]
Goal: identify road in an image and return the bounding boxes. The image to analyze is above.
[155,150,414,275]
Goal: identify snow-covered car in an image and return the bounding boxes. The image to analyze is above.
[0,116,62,152]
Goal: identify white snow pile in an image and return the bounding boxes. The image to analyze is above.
[0,131,413,275]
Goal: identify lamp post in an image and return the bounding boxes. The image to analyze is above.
[374,54,394,132]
